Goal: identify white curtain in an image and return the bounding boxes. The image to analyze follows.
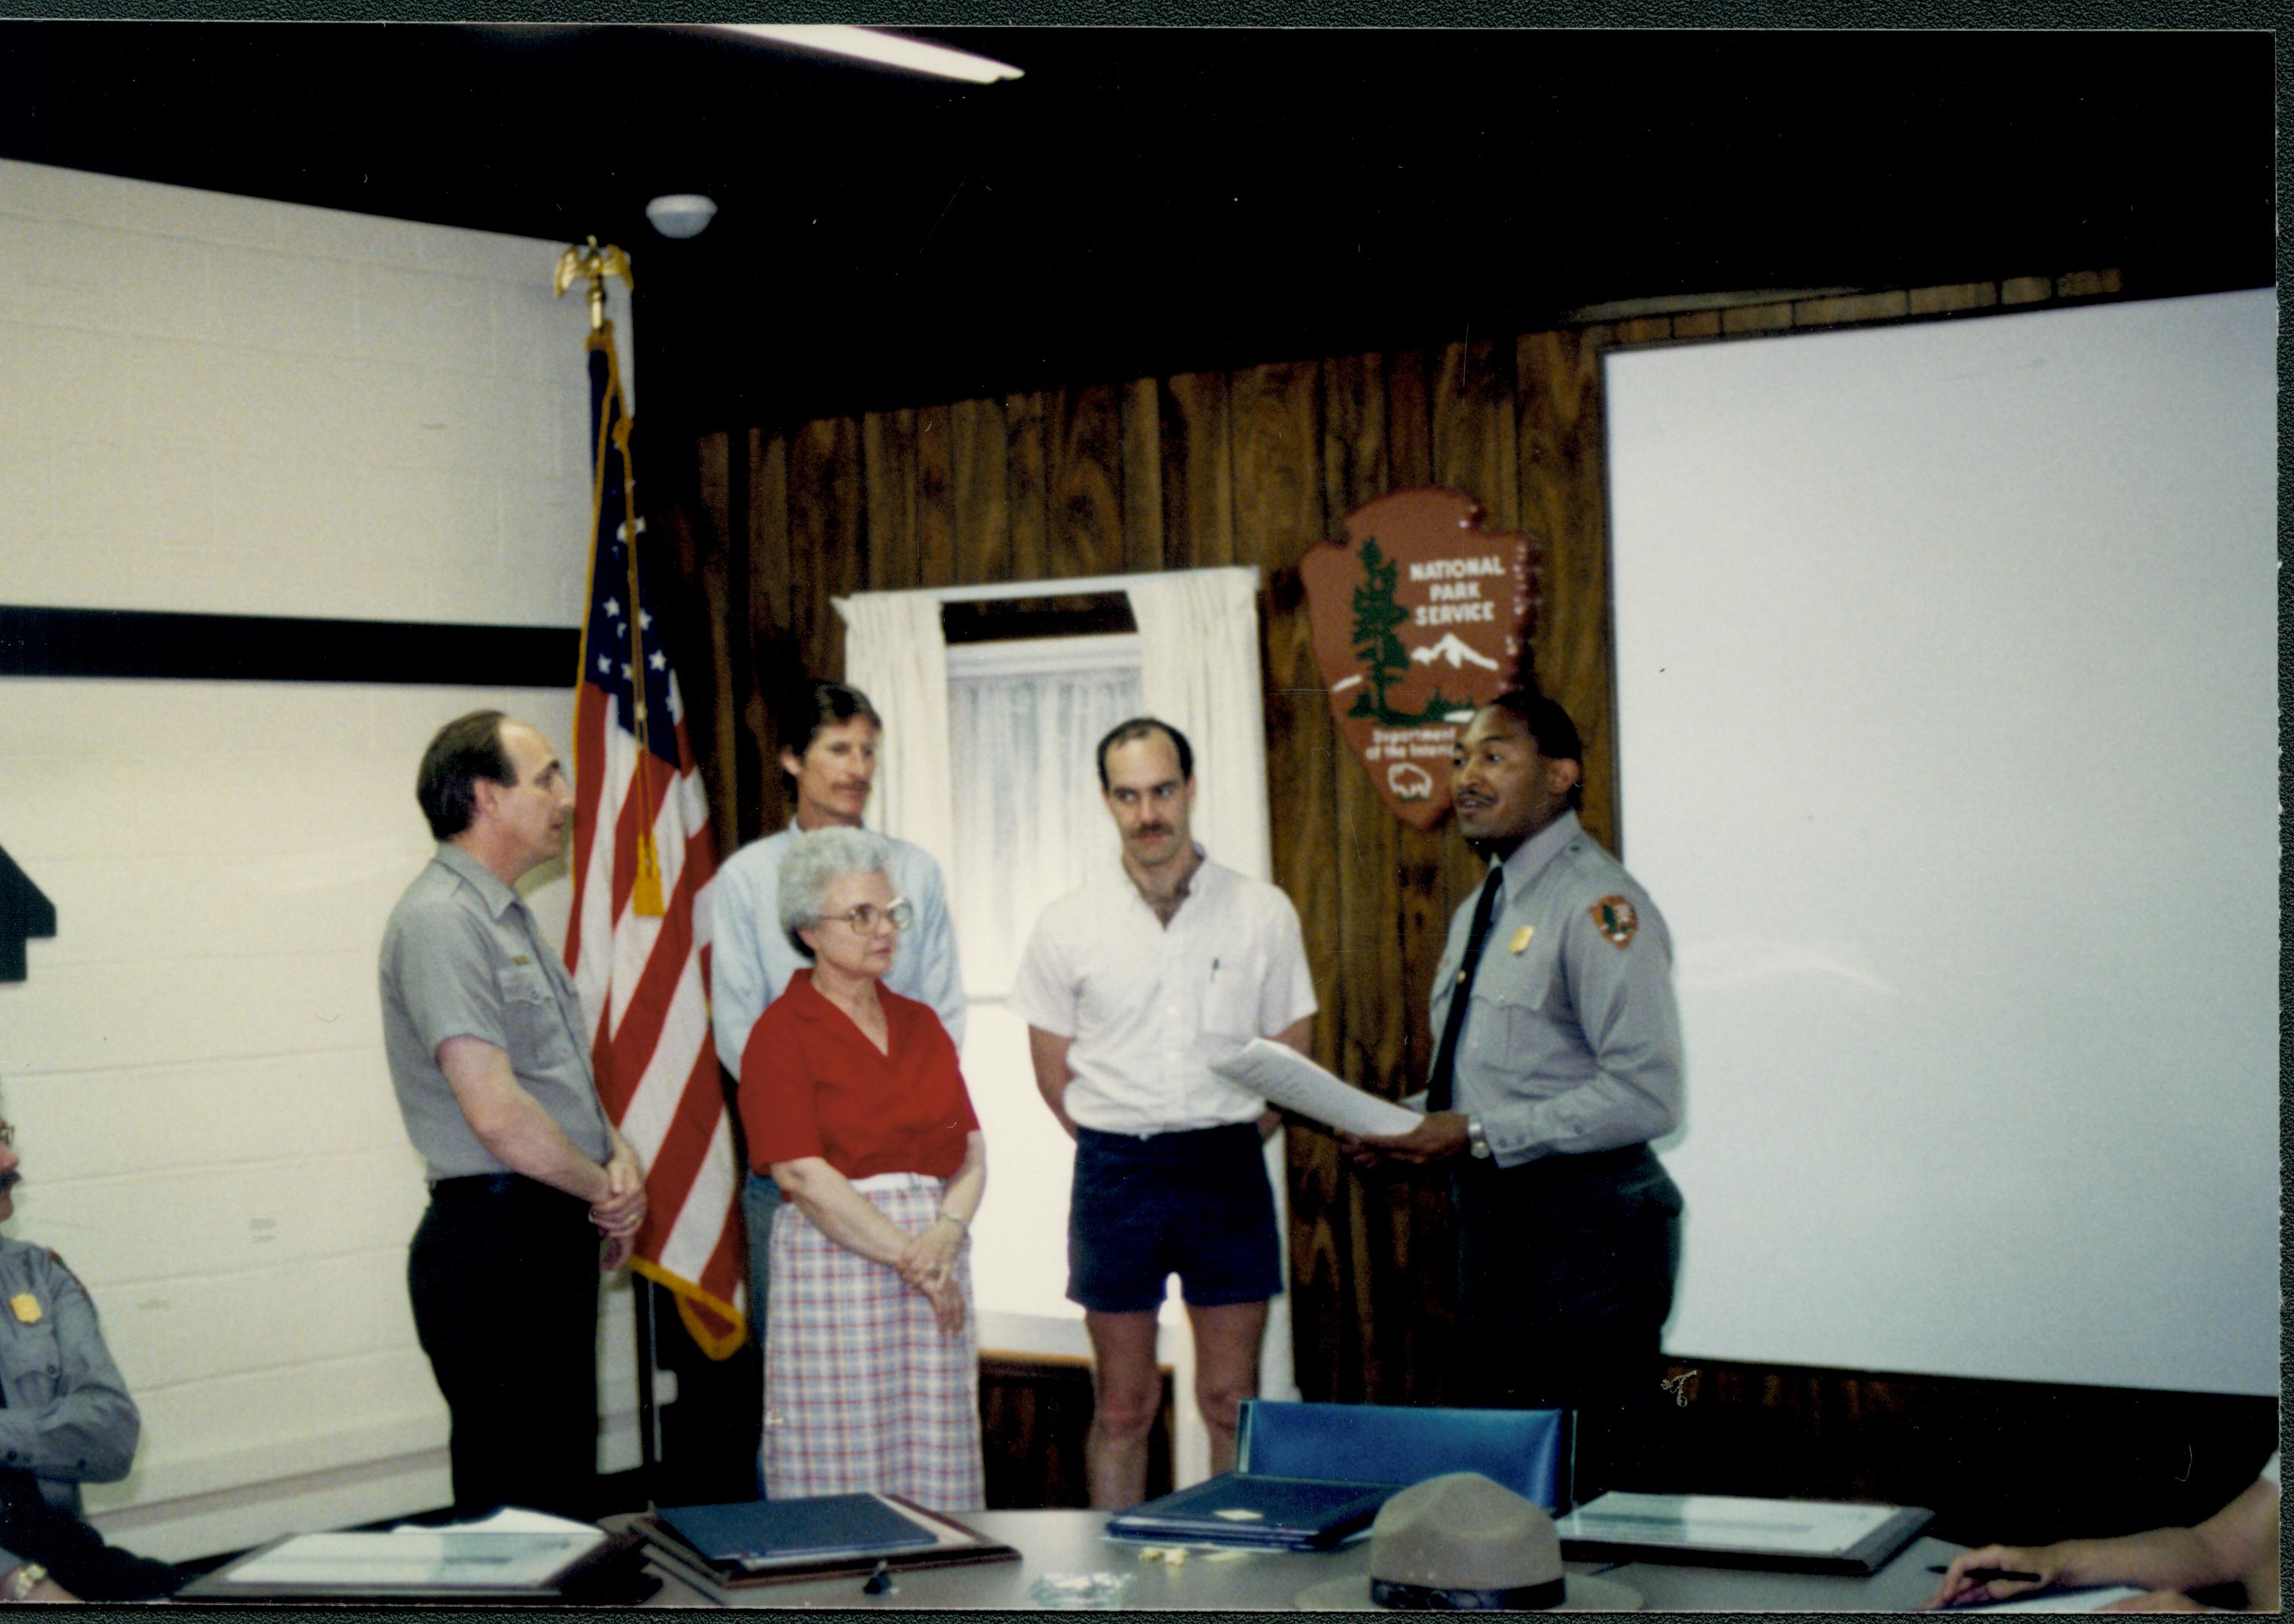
[833,591,955,861]
[1125,567,1272,881]
[944,657,1142,1352]
[949,660,1143,996]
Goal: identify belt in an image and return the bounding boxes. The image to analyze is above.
[427,1171,580,1203]
[1076,1121,1261,1146]
[1460,1142,1674,1196]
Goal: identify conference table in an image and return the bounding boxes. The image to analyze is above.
[636,1509,1967,1610]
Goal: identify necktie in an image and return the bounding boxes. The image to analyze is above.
[1426,866,1505,1113]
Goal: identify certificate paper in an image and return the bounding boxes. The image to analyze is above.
[224,1530,607,1589]
[1558,1492,1897,1556]
[1209,1039,1422,1136]
[1555,1491,1930,1572]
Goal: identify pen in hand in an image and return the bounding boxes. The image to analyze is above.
[1927,1565,2043,1583]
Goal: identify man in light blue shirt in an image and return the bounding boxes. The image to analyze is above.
[711,680,964,1362]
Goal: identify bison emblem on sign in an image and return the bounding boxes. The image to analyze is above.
[1388,762,1435,801]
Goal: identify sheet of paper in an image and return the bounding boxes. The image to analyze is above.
[393,1506,598,1536]
[1556,1491,1897,1558]
[1207,1038,1422,1136]
[1960,1586,2146,1613]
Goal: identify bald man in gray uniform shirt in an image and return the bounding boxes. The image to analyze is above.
[380,709,646,1520]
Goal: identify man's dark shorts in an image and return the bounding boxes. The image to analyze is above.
[1069,1122,1283,1313]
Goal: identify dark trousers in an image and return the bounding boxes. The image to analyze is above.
[740,1170,781,1494]
[1452,1145,1682,1490]
[0,1471,179,1600]
[741,1170,781,1364]
[407,1175,601,1521]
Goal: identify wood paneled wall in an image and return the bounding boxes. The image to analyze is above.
[646,264,2274,1539]
[979,1355,1174,1511]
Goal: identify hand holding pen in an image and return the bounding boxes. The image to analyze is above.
[1923,1548,2056,1608]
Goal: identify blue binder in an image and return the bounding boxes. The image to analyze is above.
[655,1493,935,1568]
[1105,1473,1398,1550]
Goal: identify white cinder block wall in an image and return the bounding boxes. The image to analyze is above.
[0,158,645,1561]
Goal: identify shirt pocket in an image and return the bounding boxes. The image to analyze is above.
[1201,946,1271,1043]
[1458,952,1559,1091]
[497,962,567,1059]
[0,1318,62,1420]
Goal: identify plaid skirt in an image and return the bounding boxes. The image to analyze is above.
[762,1171,985,1511]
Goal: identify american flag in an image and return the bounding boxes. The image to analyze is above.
[565,321,746,1357]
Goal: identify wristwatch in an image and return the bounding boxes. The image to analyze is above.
[6,1563,48,1601]
[1465,1116,1492,1160]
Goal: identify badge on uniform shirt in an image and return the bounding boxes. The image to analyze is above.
[1510,925,1534,954]
[1589,895,1638,949]
[9,1294,39,1325]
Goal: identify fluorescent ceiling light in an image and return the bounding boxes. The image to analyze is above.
[712,25,1022,83]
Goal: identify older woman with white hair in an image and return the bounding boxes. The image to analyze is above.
[736,826,987,1509]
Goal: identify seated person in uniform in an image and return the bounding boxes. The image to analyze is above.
[0,1112,180,1602]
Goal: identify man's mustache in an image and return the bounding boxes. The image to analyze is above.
[0,1172,23,1192]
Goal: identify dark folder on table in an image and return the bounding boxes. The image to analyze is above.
[634,1492,1017,1596]
[656,1493,932,1566]
[1105,1474,1398,1551]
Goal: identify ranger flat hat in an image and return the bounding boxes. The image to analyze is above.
[1295,1472,1638,1611]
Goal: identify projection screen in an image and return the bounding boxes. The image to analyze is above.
[1603,288,2277,1395]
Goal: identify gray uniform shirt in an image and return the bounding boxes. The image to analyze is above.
[0,1235,140,1527]
[379,844,611,1181]
[1432,810,1684,1167]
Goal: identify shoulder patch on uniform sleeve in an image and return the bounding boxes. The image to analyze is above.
[1588,895,1639,949]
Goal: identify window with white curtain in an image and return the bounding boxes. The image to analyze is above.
[945,634,1142,1327]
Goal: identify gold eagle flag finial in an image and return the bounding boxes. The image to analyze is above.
[553,236,634,332]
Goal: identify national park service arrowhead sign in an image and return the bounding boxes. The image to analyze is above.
[1299,488,1537,829]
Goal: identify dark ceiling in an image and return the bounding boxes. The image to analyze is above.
[1,23,2275,426]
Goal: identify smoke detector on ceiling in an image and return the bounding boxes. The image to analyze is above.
[645,194,719,240]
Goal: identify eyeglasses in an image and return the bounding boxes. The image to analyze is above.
[0,1124,16,1149]
[820,897,913,934]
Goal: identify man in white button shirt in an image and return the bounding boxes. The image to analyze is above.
[1012,718,1316,1511]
